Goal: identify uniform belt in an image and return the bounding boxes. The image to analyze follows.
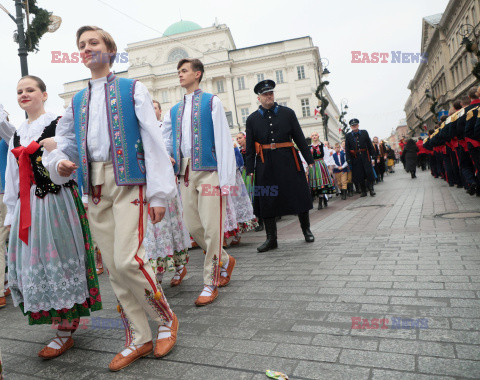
[349,148,369,160]
[255,141,301,171]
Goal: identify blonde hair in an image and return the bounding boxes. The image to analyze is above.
[76,26,117,67]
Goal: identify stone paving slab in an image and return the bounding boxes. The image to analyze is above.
[1,169,480,379]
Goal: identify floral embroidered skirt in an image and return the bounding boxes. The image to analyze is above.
[8,185,101,325]
[145,186,190,275]
[224,169,258,238]
[308,159,335,195]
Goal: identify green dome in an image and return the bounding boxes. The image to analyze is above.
[163,20,202,36]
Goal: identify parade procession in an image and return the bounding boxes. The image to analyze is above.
[0,0,480,379]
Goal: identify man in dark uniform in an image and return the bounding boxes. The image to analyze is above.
[246,79,314,253]
[344,119,376,197]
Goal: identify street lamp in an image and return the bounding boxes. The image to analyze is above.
[1,0,29,76]
[319,57,330,141]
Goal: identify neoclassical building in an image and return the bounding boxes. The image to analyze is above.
[404,0,480,133]
[60,20,342,142]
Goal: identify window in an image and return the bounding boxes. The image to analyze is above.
[237,76,246,90]
[240,107,249,125]
[297,65,305,80]
[225,111,234,129]
[301,98,310,117]
[278,101,287,107]
[257,73,264,82]
[217,80,225,93]
[276,70,284,83]
[168,48,188,62]
[161,90,169,103]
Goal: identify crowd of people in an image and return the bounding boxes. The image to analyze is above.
[417,86,480,196]
[0,25,398,374]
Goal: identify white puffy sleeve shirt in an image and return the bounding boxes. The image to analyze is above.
[162,94,236,188]
[4,113,72,226]
[44,78,176,208]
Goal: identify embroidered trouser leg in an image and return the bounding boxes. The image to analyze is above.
[0,195,7,295]
[87,162,173,346]
[179,160,228,286]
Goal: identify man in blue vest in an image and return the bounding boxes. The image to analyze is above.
[163,58,237,307]
[0,105,16,308]
[41,26,179,371]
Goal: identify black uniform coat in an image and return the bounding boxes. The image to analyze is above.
[401,140,419,172]
[245,103,314,218]
[345,130,376,183]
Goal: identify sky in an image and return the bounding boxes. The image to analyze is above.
[0,0,450,139]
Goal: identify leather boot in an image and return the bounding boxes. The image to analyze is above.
[341,189,347,200]
[317,197,323,210]
[369,182,376,196]
[257,218,278,252]
[360,182,367,197]
[255,217,264,232]
[347,183,354,197]
[298,212,314,243]
[355,183,361,194]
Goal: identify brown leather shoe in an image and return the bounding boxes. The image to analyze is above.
[154,313,178,358]
[0,296,6,308]
[96,267,104,275]
[170,267,187,287]
[219,256,236,287]
[4,288,11,297]
[108,341,153,372]
[38,335,74,359]
[194,286,218,306]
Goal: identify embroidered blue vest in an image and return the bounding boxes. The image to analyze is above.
[72,73,146,194]
[170,90,217,175]
[333,151,347,173]
[0,139,8,194]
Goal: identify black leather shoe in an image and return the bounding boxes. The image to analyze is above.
[467,185,476,196]
[302,228,315,243]
[257,238,278,252]
[369,189,376,196]
[254,223,264,232]
[360,192,367,197]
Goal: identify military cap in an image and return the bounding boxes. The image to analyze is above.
[254,79,276,95]
[349,118,360,126]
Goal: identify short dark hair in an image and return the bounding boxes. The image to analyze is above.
[453,100,462,110]
[19,75,46,92]
[428,129,434,135]
[152,100,161,110]
[468,87,478,99]
[440,115,448,122]
[177,58,204,83]
[460,96,470,106]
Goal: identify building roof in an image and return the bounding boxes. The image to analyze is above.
[423,13,443,26]
[163,20,202,36]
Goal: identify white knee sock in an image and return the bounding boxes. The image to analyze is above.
[157,319,173,339]
[199,285,216,297]
[47,330,72,349]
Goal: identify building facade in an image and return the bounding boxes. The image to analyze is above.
[404,0,480,134]
[60,21,342,142]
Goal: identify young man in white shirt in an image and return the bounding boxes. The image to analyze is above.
[162,58,237,306]
[41,25,178,371]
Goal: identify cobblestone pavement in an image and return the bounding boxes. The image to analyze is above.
[1,169,480,379]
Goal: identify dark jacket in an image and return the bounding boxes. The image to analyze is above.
[401,140,418,172]
[345,130,376,183]
[245,103,313,218]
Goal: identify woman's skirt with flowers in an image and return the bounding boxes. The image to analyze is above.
[224,169,258,239]
[308,159,335,196]
[7,185,102,325]
[145,187,190,275]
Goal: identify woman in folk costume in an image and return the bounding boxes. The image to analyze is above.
[145,100,190,287]
[308,131,335,209]
[4,76,101,359]
[223,142,257,247]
